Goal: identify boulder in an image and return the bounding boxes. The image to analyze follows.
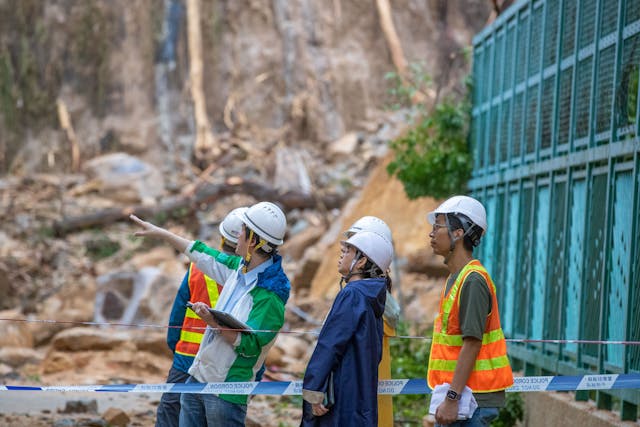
[83,152,165,204]
[51,327,128,352]
[281,225,324,261]
[0,347,43,368]
[59,399,98,414]
[102,407,130,427]
[0,309,34,348]
[405,246,448,277]
[41,352,76,374]
[328,132,360,157]
[133,331,172,358]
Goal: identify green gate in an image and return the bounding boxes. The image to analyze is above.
[470,0,640,420]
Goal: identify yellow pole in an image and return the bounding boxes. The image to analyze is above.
[378,320,395,427]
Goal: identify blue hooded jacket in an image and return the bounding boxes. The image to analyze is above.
[301,277,387,426]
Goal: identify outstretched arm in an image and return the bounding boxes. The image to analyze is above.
[130,214,191,253]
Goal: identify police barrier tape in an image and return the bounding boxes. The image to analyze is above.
[1,374,639,395]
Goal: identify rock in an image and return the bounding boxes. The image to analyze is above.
[281,225,324,261]
[272,334,309,360]
[83,152,165,204]
[0,362,14,376]
[51,327,128,352]
[423,413,436,427]
[59,399,98,414]
[41,352,77,374]
[273,147,312,195]
[94,266,178,327]
[291,246,323,289]
[53,419,77,427]
[264,345,285,367]
[405,247,448,277]
[0,347,43,368]
[328,132,360,157]
[102,407,130,427]
[245,413,262,427]
[133,331,172,358]
[0,309,34,348]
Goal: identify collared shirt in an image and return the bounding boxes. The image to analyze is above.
[219,257,273,313]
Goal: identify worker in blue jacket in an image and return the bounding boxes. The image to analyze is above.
[301,231,394,426]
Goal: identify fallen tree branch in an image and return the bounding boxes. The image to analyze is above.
[53,177,348,236]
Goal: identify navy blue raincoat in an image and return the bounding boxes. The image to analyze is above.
[301,278,387,426]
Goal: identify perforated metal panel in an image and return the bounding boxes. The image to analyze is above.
[471,0,640,418]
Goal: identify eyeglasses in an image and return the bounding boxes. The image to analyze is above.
[431,223,448,233]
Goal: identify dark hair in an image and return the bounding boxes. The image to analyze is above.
[246,226,277,257]
[446,213,483,252]
[361,259,393,292]
[221,241,237,255]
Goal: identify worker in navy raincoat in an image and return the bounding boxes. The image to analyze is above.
[301,231,394,426]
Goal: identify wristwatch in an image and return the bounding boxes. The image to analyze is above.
[446,389,462,401]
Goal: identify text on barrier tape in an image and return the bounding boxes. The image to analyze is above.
[1,374,639,395]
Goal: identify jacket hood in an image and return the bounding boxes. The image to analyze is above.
[256,254,291,303]
[348,278,387,317]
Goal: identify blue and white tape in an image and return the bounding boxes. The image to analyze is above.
[1,374,639,395]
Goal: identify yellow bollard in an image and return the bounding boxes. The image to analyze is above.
[378,320,395,427]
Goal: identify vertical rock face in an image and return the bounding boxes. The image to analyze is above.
[0,0,491,173]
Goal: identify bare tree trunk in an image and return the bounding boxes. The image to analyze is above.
[56,99,80,172]
[375,0,407,77]
[186,0,218,159]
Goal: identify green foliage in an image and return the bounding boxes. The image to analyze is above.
[490,392,524,427]
[85,234,121,261]
[390,322,431,424]
[385,61,473,200]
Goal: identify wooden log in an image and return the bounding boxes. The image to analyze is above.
[52,178,347,236]
[186,0,218,158]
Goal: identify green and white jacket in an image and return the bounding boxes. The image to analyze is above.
[185,240,290,405]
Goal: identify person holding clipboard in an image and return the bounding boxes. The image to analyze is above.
[131,201,291,427]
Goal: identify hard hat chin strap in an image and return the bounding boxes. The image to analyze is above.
[340,250,362,290]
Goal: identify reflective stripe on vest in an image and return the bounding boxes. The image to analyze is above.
[427,260,513,392]
[174,263,221,357]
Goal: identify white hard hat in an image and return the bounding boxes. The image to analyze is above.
[344,231,394,272]
[241,201,287,246]
[346,216,393,242]
[427,195,487,232]
[219,207,248,245]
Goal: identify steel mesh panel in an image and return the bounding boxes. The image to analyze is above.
[504,24,516,90]
[565,178,587,355]
[502,191,520,336]
[489,108,499,166]
[482,194,498,274]
[557,67,574,145]
[606,171,632,369]
[481,110,489,168]
[600,0,619,37]
[561,0,577,59]
[516,186,534,336]
[545,180,566,341]
[541,76,555,148]
[625,0,640,26]
[494,33,505,98]
[471,113,482,170]
[630,171,640,372]
[574,57,594,139]
[512,92,525,159]
[530,185,550,340]
[581,172,607,360]
[595,45,616,134]
[578,0,597,50]
[473,50,483,106]
[529,5,544,76]
[500,98,512,162]
[525,83,539,154]
[516,13,530,83]
[483,42,494,104]
[616,34,639,132]
[543,0,560,68]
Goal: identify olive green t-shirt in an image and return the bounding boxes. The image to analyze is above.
[444,271,505,408]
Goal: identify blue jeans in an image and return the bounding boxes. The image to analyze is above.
[155,366,190,427]
[179,376,247,427]
[435,407,499,427]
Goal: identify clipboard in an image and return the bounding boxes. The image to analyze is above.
[208,309,253,333]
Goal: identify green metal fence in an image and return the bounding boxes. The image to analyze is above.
[470,0,640,420]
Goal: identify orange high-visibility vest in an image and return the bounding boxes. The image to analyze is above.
[174,264,222,357]
[427,260,513,392]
